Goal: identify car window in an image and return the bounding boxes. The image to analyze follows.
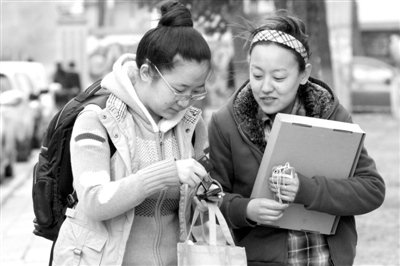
[0,74,12,93]
[14,73,35,95]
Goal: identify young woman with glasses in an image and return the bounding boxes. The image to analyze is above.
[51,1,213,265]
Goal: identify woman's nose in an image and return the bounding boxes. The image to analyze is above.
[261,78,274,93]
[176,98,191,108]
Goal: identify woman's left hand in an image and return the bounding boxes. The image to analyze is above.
[269,173,299,203]
[193,196,208,213]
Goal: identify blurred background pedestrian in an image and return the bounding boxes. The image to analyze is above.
[64,61,81,95]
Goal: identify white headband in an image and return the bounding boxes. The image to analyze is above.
[251,29,308,63]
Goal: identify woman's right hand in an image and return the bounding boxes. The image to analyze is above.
[246,198,289,225]
[175,158,207,188]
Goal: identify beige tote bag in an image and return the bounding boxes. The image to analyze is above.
[177,202,247,266]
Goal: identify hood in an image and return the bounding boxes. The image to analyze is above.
[101,53,186,133]
[230,77,339,152]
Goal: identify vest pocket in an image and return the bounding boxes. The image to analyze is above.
[53,219,107,266]
[79,230,107,265]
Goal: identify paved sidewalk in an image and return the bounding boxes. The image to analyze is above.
[1,150,52,266]
[0,154,36,205]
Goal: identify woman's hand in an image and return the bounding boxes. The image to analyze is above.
[193,196,208,213]
[246,198,288,225]
[269,172,299,203]
[175,158,207,188]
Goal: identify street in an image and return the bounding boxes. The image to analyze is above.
[0,150,52,266]
[0,113,399,265]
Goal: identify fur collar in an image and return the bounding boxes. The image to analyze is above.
[232,78,337,152]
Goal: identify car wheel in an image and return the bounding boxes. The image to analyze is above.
[32,135,42,149]
[32,115,43,149]
[16,138,32,162]
[5,163,14,177]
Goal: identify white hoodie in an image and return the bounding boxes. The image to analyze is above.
[101,53,187,133]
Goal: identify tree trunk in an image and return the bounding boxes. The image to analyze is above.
[292,0,333,87]
[98,0,106,27]
[352,1,363,56]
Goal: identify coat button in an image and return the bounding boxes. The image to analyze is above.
[185,128,190,133]
[114,133,119,138]
[102,114,107,120]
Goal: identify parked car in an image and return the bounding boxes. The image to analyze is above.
[17,61,57,147]
[0,61,56,150]
[0,89,18,181]
[351,56,397,113]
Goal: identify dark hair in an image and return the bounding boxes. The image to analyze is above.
[136,1,211,74]
[249,10,310,71]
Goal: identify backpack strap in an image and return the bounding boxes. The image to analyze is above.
[74,79,103,103]
[108,134,117,155]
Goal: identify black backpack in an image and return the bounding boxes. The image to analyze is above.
[32,80,116,241]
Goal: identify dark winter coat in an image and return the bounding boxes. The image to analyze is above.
[208,78,385,266]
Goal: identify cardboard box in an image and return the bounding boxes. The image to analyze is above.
[251,113,365,234]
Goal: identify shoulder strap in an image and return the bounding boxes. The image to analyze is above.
[107,135,116,155]
[53,80,105,130]
[74,79,103,103]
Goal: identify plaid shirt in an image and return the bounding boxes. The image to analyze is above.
[288,230,330,266]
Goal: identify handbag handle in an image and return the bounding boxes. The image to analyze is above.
[208,203,235,246]
[186,208,207,242]
[186,203,236,247]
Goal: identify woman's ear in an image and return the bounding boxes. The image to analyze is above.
[300,63,312,85]
[139,63,152,82]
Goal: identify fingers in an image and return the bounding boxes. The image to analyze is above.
[275,193,295,203]
[260,200,289,210]
[176,159,208,188]
[246,198,289,224]
[270,183,297,194]
[259,211,285,223]
[193,196,208,213]
[270,186,296,203]
[269,175,299,203]
[260,207,285,217]
[192,160,208,178]
[257,203,288,224]
[269,176,294,187]
[184,173,202,188]
[192,172,202,185]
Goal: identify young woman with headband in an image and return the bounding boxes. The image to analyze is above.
[208,10,385,265]
[51,1,213,265]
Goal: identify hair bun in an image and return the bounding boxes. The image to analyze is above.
[158,1,193,27]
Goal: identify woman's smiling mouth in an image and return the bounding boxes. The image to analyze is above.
[260,96,277,104]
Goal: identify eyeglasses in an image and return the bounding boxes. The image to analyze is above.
[148,60,207,101]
